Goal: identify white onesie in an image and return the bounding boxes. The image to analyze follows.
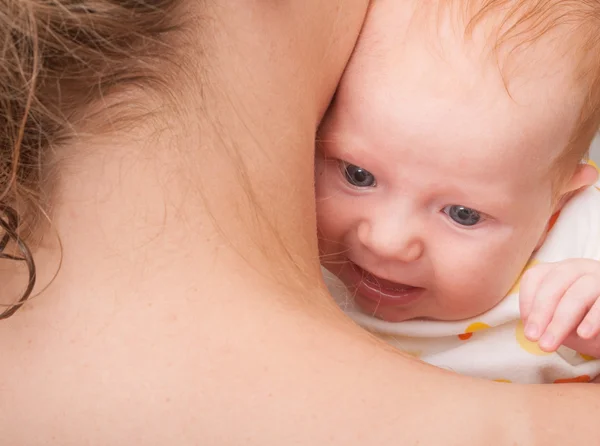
[325,176,600,384]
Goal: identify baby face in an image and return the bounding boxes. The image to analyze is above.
[316,0,584,322]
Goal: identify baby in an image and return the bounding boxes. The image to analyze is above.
[316,0,600,384]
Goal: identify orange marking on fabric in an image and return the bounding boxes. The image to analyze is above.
[458,322,490,341]
[553,375,590,384]
[547,211,561,233]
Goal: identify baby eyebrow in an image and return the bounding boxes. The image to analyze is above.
[434,187,515,214]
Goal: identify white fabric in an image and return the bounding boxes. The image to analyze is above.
[324,179,600,384]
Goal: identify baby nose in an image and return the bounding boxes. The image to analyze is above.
[357,218,424,262]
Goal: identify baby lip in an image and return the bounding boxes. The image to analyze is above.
[362,272,416,292]
[351,262,418,291]
[348,262,424,311]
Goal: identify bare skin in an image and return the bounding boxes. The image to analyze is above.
[0,1,598,444]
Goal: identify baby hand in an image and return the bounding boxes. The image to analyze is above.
[519,259,600,357]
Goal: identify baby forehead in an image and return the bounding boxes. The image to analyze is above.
[338,0,585,141]
[352,0,590,78]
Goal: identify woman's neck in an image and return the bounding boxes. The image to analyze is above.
[15,0,368,315]
[36,103,317,301]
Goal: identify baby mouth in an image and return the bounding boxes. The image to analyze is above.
[361,270,416,294]
[350,263,423,303]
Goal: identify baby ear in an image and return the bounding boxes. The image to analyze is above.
[534,163,598,252]
[555,163,598,212]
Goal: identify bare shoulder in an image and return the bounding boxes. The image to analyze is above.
[0,282,332,444]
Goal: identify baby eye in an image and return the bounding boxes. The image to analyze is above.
[340,161,377,188]
[443,205,481,226]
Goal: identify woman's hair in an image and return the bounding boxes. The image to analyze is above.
[0,0,181,317]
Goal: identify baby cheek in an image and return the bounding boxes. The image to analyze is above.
[315,186,344,236]
[317,196,352,237]
[314,158,341,199]
[315,170,356,230]
[435,246,510,316]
